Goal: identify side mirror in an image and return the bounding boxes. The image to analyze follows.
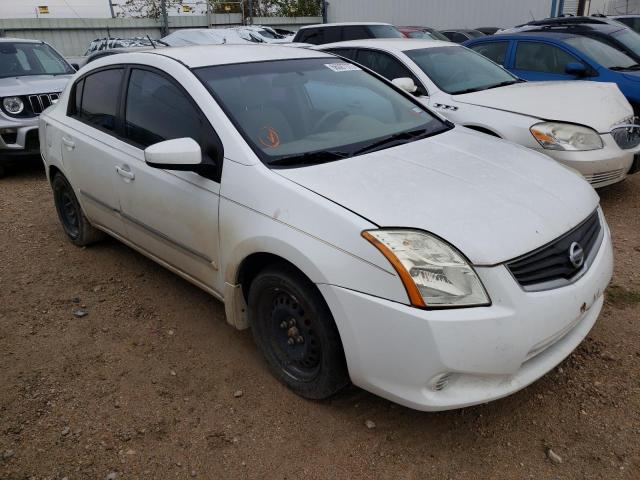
[144,138,202,171]
[392,77,418,94]
[565,62,587,76]
[71,63,80,71]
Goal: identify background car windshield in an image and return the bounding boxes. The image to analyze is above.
[405,46,517,94]
[565,36,637,69]
[612,28,640,58]
[195,58,447,165]
[0,42,73,79]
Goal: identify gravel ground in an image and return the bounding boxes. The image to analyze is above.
[1,162,639,480]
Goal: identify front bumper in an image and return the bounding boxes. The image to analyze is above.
[320,222,613,411]
[541,134,638,188]
[0,115,40,160]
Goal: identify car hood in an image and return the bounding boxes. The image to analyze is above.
[453,81,632,132]
[0,75,73,97]
[277,128,599,265]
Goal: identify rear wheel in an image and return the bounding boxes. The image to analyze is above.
[248,265,349,400]
[51,173,104,246]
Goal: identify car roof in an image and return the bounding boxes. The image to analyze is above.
[470,31,578,41]
[0,37,43,44]
[318,38,457,51]
[297,22,392,30]
[115,44,333,68]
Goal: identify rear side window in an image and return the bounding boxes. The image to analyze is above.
[470,41,509,66]
[323,27,341,43]
[78,68,123,131]
[515,41,579,73]
[297,28,322,44]
[124,68,203,148]
[442,31,467,43]
[342,25,369,41]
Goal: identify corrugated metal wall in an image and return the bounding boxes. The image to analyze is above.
[327,0,554,29]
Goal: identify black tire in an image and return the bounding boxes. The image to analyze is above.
[51,173,104,246]
[248,264,349,400]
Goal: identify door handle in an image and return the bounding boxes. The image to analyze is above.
[115,165,135,181]
[61,136,75,150]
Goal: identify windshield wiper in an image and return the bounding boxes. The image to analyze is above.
[453,79,523,95]
[268,150,349,167]
[350,127,437,157]
[610,64,640,71]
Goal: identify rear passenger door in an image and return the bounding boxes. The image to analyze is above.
[511,40,588,81]
[468,40,512,66]
[113,67,223,289]
[61,68,127,236]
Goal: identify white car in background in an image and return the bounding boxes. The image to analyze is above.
[236,25,293,43]
[40,45,612,411]
[319,38,640,188]
[161,28,254,46]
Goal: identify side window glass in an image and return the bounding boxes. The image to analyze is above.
[323,27,341,44]
[301,29,323,45]
[124,69,203,149]
[470,41,509,66]
[79,68,123,131]
[341,26,368,41]
[515,41,580,73]
[70,78,84,116]
[355,50,425,94]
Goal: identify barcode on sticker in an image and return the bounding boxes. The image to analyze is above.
[325,63,361,72]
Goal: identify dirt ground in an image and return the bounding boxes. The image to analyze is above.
[1,161,639,480]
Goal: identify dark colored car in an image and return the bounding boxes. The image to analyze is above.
[292,22,404,45]
[611,15,640,34]
[397,26,449,41]
[440,29,485,43]
[501,16,640,63]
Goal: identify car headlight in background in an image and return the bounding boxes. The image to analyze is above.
[362,229,490,308]
[530,122,603,151]
[2,97,24,115]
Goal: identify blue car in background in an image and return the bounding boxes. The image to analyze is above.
[465,32,640,114]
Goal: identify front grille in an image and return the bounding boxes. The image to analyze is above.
[507,210,602,291]
[583,168,626,186]
[24,129,39,151]
[27,92,60,115]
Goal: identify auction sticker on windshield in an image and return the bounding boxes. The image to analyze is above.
[325,63,361,72]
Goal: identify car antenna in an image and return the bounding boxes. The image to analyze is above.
[530,10,536,21]
[146,35,157,48]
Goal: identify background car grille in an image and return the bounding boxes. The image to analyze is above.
[507,210,602,291]
[583,168,626,186]
[27,93,60,115]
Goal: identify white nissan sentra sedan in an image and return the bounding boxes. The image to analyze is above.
[318,39,640,188]
[39,45,613,411]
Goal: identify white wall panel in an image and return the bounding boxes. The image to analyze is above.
[327,0,555,29]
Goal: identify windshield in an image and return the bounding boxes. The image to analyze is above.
[195,58,449,167]
[612,28,640,57]
[465,30,485,39]
[0,42,73,79]
[405,46,518,94]
[368,25,405,38]
[565,35,637,69]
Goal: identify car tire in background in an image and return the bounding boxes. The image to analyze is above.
[248,264,349,400]
[51,173,105,246]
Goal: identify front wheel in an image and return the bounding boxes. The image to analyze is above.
[248,265,349,400]
[51,173,104,246]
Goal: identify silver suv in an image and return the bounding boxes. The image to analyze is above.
[0,38,74,175]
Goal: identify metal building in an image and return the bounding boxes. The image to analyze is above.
[326,0,608,29]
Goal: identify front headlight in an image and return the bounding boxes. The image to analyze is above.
[2,96,24,115]
[362,230,490,308]
[530,122,603,151]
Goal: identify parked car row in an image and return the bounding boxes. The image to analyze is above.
[1,14,638,412]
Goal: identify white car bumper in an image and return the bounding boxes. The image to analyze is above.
[319,223,613,411]
[543,134,638,188]
[0,114,39,159]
